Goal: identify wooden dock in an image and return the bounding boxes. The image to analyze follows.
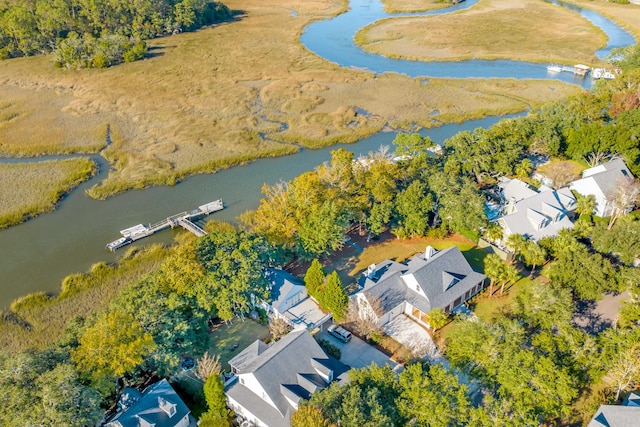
[106,199,223,251]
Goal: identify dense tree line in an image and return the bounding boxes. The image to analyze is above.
[0,0,231,67]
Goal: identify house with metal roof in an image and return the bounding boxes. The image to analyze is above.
[225,329,349,427]
[496,182,576,242]
[261,268,332,330]
[353,246,486,328]
[104,379,195,427]
[587,392,640,427]
[570,159,634,217]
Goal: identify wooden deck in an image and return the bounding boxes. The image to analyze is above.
[106,199,223,251]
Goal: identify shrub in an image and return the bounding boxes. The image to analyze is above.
[316,338,341,360]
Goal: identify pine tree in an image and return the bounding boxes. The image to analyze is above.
[305,259,326,299]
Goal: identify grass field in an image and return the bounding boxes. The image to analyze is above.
[0,0,581,205]
[0,157,95,229]
[0,245,169,353]
[207,320,270,371]
[356,0,609,65]
[349,233,484,276]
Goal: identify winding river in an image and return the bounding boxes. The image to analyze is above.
[0,0,635,309]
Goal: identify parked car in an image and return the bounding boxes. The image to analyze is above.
[327,325,352,343]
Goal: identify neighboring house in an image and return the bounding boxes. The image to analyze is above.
[261,268,332,330]
[353,246,486,328]
[104,379,196,427]
[570,159,634,217]
[225,330,349,427]
[496,178,576,241]
[498,176,539,203]
[588,391,640,427]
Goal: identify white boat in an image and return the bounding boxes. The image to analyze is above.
[106,236,132,252]
[546,65,563,73]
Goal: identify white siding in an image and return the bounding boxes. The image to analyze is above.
[238,374,277,410]
[402,274,427,298]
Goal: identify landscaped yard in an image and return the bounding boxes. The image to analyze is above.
[207,319,271,371]
[346,233,487,280]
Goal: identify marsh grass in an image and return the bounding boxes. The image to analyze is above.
[0,0,585,205]
[570,0,640,40]
[381,0,449,13]
[0,244,168,353]
[0,157,96,229]
[356,0,609,65]
[0,85,109,156]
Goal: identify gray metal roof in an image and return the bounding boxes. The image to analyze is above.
[583,159,633,200]
[500,187,575,241]
[225,330,349,426]
[498,177,538,202]
[105,379,193,427]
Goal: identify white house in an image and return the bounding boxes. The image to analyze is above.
[570,159,634,217]
[225,330,349,427]
[261,268,332,331]
[496,178,576,241]
[353,246,486,328]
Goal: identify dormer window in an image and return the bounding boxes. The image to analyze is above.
[135,415,156,427]
[158,397,177,418]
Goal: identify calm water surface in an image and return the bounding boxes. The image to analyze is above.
[0,116,519,307]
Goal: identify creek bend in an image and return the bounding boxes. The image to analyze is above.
[0,0,635,309]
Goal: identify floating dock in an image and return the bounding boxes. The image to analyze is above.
[106,199,224,252]
[546,64,590,77]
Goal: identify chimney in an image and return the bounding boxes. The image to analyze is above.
[425,246,435,261]
[367,263,377,279]
[505,196,517,215]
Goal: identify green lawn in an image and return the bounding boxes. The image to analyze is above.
[208,320,270,372]
[471,276,530,322]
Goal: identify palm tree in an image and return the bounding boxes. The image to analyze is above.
[574,192,596,218]
[521,240,548,277]
[500,263,520,295]
[483,222,504,242]
[484,253,505,298]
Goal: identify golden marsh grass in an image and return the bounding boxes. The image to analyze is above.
[0,0,582,203]
[0,245,168,353]
[381,0,449,13]
[0,157,95,229]
[356,0,609,65]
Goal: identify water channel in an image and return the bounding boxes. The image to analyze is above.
[0,0,635,308]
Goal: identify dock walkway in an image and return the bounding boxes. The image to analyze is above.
[106,199,223,251]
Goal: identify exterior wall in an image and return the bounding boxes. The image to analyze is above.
[227,395,270,427]
[570,179,608,217]
[405,303,431,328]
[176,414,190,427]
[402,273,428,298]
[237,374,277,410]
[277,287,307,313]
[354,294,382,325]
